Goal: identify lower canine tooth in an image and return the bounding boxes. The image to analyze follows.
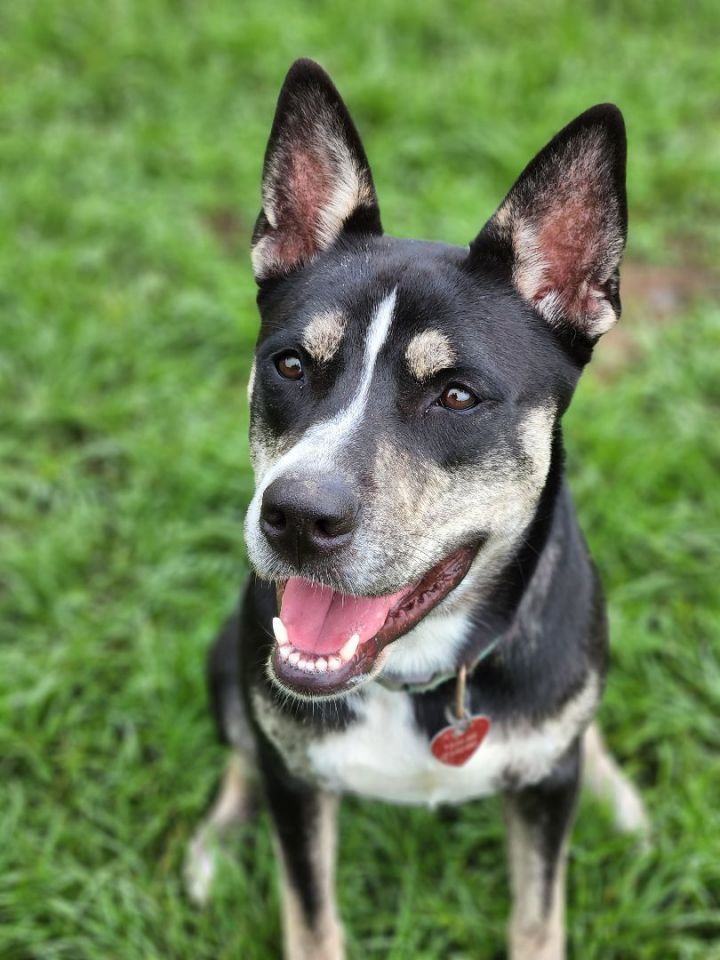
[328,656,342,671]
[279,645,291,661]
[340,633,360,662]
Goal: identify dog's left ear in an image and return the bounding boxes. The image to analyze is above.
[251,59,382,283]
[470,104,627,339]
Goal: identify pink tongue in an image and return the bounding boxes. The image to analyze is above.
[280,578,410,655]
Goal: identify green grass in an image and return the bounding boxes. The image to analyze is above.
[1,2,719,958]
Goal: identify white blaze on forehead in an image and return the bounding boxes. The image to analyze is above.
[302,309,346,363]
[244,290,397,559]
[405,329,456,381]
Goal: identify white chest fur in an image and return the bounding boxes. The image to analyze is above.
[307,678,598,807]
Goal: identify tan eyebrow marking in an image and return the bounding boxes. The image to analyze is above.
[405,329,456,381]
[301,309,346,363]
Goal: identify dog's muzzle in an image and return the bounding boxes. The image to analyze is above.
[268,542,480,700]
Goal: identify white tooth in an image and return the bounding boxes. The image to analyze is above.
[328,656,342,671]
[339,633,360,662]
[315,658,328,673]
[304,659,316,672]
[288,651,300,666]
[272,617,288,646]
[279,645,291,661]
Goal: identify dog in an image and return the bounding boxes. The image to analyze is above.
[185,59,649,960]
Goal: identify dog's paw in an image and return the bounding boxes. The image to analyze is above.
[614,777,652,849]
[183,827,219,906]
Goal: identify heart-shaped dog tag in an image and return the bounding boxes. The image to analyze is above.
[430,715,490,767]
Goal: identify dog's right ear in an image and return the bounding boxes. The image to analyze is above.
[251,59,382,283]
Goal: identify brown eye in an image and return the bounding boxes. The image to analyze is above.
[439,384,479,410]
[275,351,304,380]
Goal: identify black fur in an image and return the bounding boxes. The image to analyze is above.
[506,738,582,914]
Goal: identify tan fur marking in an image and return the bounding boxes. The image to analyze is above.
[517,403,555,479]
[275,793,345,960]
[302,310,346,363]
[184,753,255,905]
[247,359,257,401]
[360,404,554,604]
[405,329,456,381]
[583,722,650,837]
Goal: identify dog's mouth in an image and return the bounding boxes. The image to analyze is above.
[268,543,478,699]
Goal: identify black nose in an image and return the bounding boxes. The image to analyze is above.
[260,476,359,560]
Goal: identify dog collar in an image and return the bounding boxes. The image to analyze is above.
[377,642,501,767]
[375,632,505,695]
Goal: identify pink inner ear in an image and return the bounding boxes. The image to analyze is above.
[532,151,615,319]
[266,143,334,270]
[532,179,609,323]
[503,125,625,335]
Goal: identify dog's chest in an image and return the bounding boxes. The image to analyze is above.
[303,681,597,806]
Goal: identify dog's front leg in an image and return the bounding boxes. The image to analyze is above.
[503,740,581,960]
[264,769,344,960]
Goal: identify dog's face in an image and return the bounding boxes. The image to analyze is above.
[244,60,627,700]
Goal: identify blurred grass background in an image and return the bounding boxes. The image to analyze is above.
[1,1,719,958]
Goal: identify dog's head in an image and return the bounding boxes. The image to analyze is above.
[244,60,627,700]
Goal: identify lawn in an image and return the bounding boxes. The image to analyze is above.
[1,1,719,958]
